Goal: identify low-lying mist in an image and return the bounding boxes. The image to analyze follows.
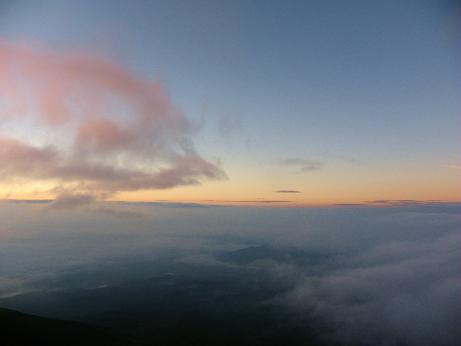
[1,201,459,345]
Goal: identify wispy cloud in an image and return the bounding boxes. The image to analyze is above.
[275,190,301,193]
[363,199,449,206]
[202,199,291,204]
[281,158,322,172]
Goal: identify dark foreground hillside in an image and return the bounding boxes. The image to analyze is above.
[0,308,137,346]
[1,304,324,346]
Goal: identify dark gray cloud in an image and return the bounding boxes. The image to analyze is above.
[4,199,52,204]
[275,190,301,193]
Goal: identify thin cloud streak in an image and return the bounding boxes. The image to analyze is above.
[281,158,322,172]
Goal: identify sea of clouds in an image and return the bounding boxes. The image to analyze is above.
[0,202,460,345]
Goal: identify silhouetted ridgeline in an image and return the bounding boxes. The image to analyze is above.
[0,308,137,346]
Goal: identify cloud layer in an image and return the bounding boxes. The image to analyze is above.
[0,41,225,202]
[274,209,461,346]
[0,202,459,345]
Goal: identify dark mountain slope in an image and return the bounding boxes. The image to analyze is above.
[0,307,139,346]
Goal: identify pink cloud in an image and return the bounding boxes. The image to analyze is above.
[0,137,57,177]
[0,41,226,203]
[77,118,134,153]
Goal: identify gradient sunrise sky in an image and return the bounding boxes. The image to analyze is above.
[0,0,460,205]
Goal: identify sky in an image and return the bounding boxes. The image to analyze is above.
[0,0,460,205]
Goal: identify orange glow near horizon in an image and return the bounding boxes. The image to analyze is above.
[1,161,459,206]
